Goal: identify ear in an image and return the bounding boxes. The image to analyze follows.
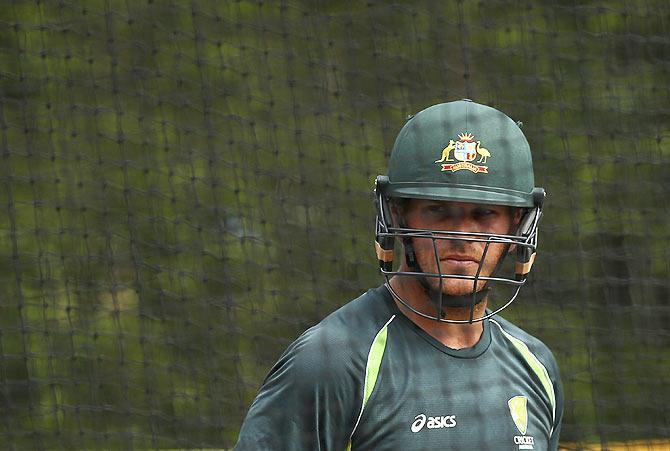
[389,202,401,227]
[507,208,525,254]
[389,198,413,228]
[512,207,524,226]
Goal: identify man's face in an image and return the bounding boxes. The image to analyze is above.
[400,199,522,296]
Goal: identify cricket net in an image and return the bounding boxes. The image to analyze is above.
[0,1,668,448]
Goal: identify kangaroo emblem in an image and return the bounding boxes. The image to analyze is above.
[435,140,456,163]
[435,133,491,174]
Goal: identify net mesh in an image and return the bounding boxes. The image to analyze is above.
[1,0,668,448]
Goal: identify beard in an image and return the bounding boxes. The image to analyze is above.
[412,238,507,297]
[423,267,487,296]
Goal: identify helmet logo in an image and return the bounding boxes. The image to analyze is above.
[434,132,490,173]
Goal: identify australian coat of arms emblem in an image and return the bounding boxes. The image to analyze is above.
[434,132,490,173]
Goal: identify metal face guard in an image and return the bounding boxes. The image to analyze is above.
[374,189,542,324]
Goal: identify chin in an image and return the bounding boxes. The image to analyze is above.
[429,280,488,296]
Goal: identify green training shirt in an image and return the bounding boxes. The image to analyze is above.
[235,285,563,450]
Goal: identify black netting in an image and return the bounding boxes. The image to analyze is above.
[0,1,668,449]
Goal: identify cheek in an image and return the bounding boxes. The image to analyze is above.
[410,237,439,257]
[481,218,514,235]
[480,243,509,266]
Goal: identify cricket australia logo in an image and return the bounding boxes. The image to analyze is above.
[434,132,490,173]
[508,396,535,450]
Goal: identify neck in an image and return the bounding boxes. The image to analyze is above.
[389,274,487,349]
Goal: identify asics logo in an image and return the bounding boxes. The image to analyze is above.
[410,413,457,433]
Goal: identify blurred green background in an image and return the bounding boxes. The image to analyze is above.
[0,0,668,449]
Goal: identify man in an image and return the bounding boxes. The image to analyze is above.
[235,100,563,450]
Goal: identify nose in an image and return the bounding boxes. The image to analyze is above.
[448,210,481,234]
[437,209,481,253]
[435,205,483,234]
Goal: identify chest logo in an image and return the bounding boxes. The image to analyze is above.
[509,396,535,449]
[410,413,457,433]
[434,132,491,174]
[508,396,528,434]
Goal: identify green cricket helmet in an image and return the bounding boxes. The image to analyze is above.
[375,99,546,323]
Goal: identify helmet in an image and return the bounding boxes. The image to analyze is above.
[374,100,545,323]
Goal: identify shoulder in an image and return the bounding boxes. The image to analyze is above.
[317,284,397,342]
[235,286,396,449]
[277,285,396,377]
[489,314,559,376]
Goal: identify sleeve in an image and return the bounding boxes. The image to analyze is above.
[547,351,564,451]
[234,326,362,451]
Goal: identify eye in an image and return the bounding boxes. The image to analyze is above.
[472,207,497,220]
[420,204,468,224]
[426,204,446,213]
[424,204,458,217]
